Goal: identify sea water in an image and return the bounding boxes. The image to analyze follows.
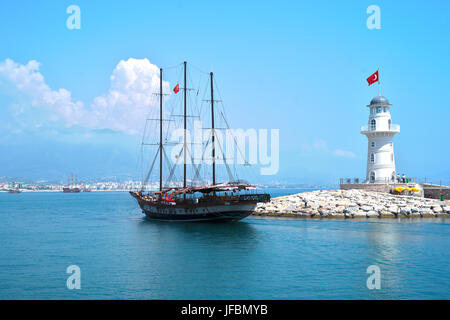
[0,190,449,299]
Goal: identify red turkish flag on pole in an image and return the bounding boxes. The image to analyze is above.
[173,83,180,94]
[366,70,379,86]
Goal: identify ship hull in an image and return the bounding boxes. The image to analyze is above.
[141,203,256,222]
[63,187,80,193]
[130,191,269,222]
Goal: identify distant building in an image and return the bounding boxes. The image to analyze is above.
[360,95,400,183]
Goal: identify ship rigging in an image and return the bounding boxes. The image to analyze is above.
[130,61,269,221]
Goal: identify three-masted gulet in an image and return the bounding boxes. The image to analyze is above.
[130,62,270,222]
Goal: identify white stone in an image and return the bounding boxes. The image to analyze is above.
[418,208,433,215]
[353,210,367,217]
[256,189,448,219]
[388,206,398,213]
[344,206,358,213]
[399,207,411,215]
[366,210,379,217]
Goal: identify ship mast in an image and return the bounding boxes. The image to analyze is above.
[210,72,216,186]
[183,61,187,189]
[159,68,163,191]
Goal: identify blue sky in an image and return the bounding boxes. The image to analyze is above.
[0,0,449,184]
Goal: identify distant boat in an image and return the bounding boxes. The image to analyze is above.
[130,61,270,222]
[7,189,21,194]
[63,187,80,193]
[63,174,81,193]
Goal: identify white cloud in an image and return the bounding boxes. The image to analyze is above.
[313,139,328,152]
[0,59,86,124]
[0,58,169,135]
[89,58,170,134]
[300,139,328,152]
[300,139,355,158]
[333,149,356,158]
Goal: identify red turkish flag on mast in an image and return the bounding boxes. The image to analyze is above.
[366,70,379,86]
[173,83,180,94]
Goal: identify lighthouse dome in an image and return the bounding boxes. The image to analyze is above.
[370,95,390,105]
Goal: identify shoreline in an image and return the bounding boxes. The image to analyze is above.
[0,189,134,193]
[252,189,450,219]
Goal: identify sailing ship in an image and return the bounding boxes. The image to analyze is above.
[130,61,270,221]
[63,174,81,193]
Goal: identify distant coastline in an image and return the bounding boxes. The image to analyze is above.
[0,189,135,193]
[0,182,336,194]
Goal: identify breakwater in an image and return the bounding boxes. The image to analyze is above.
[253,189,450,218]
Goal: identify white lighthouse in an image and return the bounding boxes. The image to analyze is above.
[361,95,400,183]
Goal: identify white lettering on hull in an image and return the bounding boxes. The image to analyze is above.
[143,204,256,215]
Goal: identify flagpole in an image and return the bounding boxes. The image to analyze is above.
[378,68,381,96]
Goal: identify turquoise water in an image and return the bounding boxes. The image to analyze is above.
[0,191,449,299]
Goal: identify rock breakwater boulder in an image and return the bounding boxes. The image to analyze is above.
[253,189,450,219]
